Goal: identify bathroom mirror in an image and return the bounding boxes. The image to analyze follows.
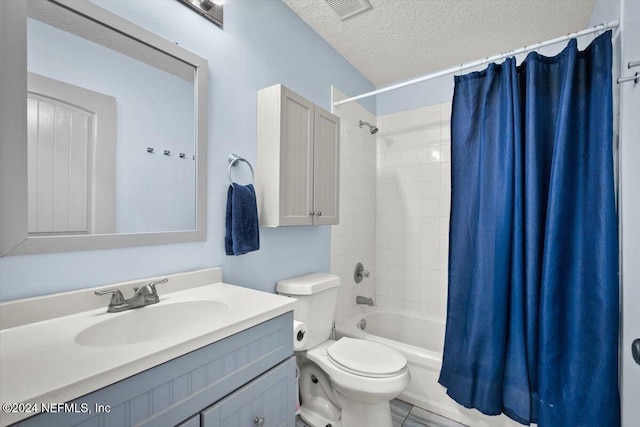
[0,0,208,256]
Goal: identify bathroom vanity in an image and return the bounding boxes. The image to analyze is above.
[0,269,297,427]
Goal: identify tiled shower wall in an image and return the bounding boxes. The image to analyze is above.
[330,88,377,325]
[375,102,452,319]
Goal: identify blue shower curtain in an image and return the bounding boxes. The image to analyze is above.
[439,31,619,427]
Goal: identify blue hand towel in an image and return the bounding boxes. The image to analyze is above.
[225,183,260,255]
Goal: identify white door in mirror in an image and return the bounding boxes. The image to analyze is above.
[27,74,117,235]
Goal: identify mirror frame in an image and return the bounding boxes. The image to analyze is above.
[0,0,208,256]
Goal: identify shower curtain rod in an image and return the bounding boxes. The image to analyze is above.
[333,20,620,107]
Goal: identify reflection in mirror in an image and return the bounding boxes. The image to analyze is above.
[27,0,196,234]
[0,0,207,256]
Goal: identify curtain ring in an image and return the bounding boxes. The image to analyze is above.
[594,23,604,37]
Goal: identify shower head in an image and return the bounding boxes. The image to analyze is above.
[359,120,378,135]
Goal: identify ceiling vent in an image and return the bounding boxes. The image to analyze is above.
[325,0,372,21]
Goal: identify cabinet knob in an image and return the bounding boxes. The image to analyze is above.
[254,417,265,427]
[315,211,322,217]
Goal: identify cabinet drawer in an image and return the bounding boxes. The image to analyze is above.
[201,357,296,427]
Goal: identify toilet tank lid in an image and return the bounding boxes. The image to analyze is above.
[276,273,340,295]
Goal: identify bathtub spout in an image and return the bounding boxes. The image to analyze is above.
[356,296,374,306]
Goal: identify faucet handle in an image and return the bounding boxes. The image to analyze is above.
[147,278,168,296]
[95,289,125,306]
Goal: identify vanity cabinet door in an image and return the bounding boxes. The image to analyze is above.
[201,357,296,427]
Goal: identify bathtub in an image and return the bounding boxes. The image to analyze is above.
[336,308,523,427]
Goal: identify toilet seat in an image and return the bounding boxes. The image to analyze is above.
[326,337,407,378]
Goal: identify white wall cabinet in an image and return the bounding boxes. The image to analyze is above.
[257,84,339,227]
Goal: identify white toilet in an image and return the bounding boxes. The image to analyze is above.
[277,273,410,427]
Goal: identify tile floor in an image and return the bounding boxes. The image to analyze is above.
[390,399,467,427]
[296,399,468,427]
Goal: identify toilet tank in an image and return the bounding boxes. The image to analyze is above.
[276,273,340,350]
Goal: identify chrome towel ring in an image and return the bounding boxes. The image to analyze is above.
[227,154,255,186]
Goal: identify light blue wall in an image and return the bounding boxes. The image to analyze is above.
[376,74,454,116]
[0,0,375,301]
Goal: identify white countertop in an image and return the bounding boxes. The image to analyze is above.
[0,279,295,426]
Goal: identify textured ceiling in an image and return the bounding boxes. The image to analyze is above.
[283,0,597,86]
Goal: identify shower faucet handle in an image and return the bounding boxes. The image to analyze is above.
[354,262,369,283]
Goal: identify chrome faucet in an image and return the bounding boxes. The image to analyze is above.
[356,295,374,306]
[95,278,168,313]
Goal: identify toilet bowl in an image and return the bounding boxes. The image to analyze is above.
[276,273,410,427]
[302,339,410,426]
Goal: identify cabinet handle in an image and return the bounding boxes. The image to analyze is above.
[254,417,265,427]
[315,211,322,217]
[309,211,315,216]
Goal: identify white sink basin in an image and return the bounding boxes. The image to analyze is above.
[75,300,229,347]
